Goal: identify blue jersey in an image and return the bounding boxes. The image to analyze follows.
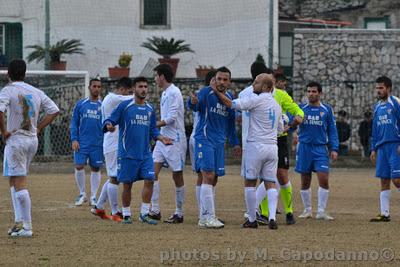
[371,95,400,151]
[103,100,160,160]
[188,86,239,147]
[70,98,103,149]
[297,102,339,151]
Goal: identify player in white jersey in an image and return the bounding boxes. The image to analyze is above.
[0,59,59,237]
[150,64,187,223]
[212,74,282,229]
[91,77,133,222]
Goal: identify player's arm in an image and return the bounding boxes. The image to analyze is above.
[211,87,234,108]
[327,107,339,161]
[281,92,304,128]
[157,91,181,127]
[0,88,11,140]
[150,108,173,145]
[103,101,124,133]
[188,88,206,112]
[370,109,378,162]
[70,101,81,151]
[227,108,241,157]
[38,93,60,134]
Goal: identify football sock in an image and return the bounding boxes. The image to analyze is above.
[175,186,185,217]
[195,185,202,218]
[10,186,22,223]
[380,190,391,217]
[16,189,32,230]
[267,188,278,221]
[107,182,119,215]
[257,182,269,217]
[300,188,312,211]
[96,180,109,210]
[122,206,131,217]
[75,169,86,195]
[141,202,151,216]
[317,187,329,213]
[245,187,256,223]
[280,181,293,214]
[151,181,160,213]
[90,171,101,199]
[201,184,215,220]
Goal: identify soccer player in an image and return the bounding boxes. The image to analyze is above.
[370,76,400,222]
[70,78,103,206]
[257,68,303,225]
[0,59,59,237]
[190,70,217,219]
[91,77,134,222]
[212,74,282,229]
[296,81,338,220]
[150,64,187,224]
[103,77,172,225]
[188,66,241,229]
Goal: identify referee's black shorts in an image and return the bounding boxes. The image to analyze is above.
[278,135,289,169]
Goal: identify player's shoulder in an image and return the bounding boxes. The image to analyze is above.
[320,102,334,113]
[144,102,155,111]
[389,95,400,107]
[299,102,309,109]
[239,85,253,98]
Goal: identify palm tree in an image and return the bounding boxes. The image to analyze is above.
[141,36,194,59]
[26,39,84,64]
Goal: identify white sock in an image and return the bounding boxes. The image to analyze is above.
[317,187,329,213]
[300,188,312,211]
[255,182,268,213]
[122,206,131,217]
[10,187,22,222]
[380,190,391,217]
[267,188,278,221]
[107,182,119,215]
[140,202,151,216]
[15,189,32,230]
[201,184,215,220]
[75,169,86,195]
[151,181,160,213]
[244,187,256,222]
[175,186,185,216]
[90,171,101,199]
[196,185,202,218]
[96,180,109,210]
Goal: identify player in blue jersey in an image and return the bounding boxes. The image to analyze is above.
[188,66,241,229]
[103,78,172,225]
[295,81,338,221]
[370,76,400,222]
[70,78,104,207]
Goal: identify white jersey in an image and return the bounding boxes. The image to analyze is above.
[101,92,133,154]
[0,81,59,137]
[160,84,185,140]
[189,111,199,139]
[238,85,256,150]
[232,92,282,145]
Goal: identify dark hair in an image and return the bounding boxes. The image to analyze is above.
[376,76,392,88]
[117,77,132,89]
[364,111,372,118]
[204,70,216,85]
[89,78,101,86]
[154,64,174,83]
[306,81,322,92]
[216,66,231,78]
[8,59,26,81]
[338,110,347,117]
[133,76,148,86]
[274,73,286,82]
[250,62,268,81]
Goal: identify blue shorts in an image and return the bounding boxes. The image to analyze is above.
[74,147,104,168]
[194,139,225,177]
[295,143,330,174]
[376,142,400,179]
[117,157,155,183]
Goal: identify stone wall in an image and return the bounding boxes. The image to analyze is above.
[292,29,400,150]
[297,0,367,17]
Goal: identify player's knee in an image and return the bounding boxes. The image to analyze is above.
[75,165,85,171]
[110,177,119,184]
[90,166,100,172]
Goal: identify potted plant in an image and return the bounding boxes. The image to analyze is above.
[141,36,194,75]
[108,52,132,78]
[195,65,215,79]
[26,39,84,70]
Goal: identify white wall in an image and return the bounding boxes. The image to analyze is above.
[1,0,277,78]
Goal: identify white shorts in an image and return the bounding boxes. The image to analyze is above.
[189,136,196,171]
[3,134,38,177]
[242,142,278,183]
[153,138,187,172]
[104,151,118,177]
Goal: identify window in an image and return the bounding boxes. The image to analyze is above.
[279,33,293,76]
[0,23,22,66]
[364,17,389,29]
[141,0,170,29]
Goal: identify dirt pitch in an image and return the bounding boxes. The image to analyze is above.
[0,165,399,266]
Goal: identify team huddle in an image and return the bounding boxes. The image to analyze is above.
[1,59,399,237]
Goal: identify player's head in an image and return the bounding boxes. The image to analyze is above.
[154,64,174,88]
[215,66,231,92]
[306,81,322,104]
[133,76,148,100]
[89,78,101,98]
[274,73,287,90]
[116,77,132,96]
[364,110,372,120]
[250,62,270,82]
[338,110,347,122]
[252,73,274,94]
[7,59,26,82]
[205,70,216,86]
[375,76,392,100]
